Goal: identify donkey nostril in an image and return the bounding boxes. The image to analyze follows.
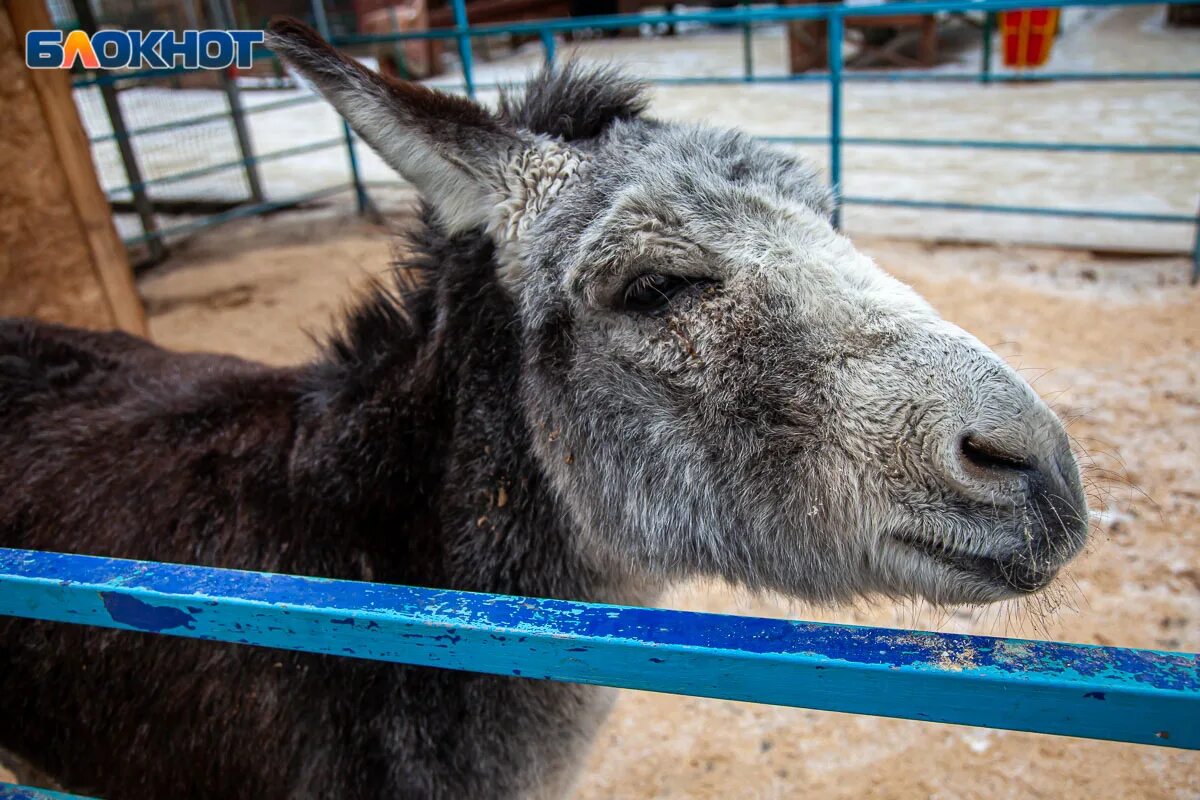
[958,433,1033,477]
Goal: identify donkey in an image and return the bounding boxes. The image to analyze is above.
[0,18,1088,800]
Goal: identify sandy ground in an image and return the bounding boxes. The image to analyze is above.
[79,5,1200,253]
[70,204,1187,798]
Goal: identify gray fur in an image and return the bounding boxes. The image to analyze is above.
[0,20,1088,800]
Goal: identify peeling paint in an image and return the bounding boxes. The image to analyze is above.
[1,547,1198,750]
[100,592,195,632]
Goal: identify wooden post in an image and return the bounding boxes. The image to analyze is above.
[0,1,147,335]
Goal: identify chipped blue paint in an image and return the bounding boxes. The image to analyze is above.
[0,547,1197,749]
[101,592,195,632]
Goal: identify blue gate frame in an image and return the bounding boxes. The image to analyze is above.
[70,0,1200,281]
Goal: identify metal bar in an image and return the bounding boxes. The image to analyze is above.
[741,1,753,82]
[415,77,818,93]
[0,784,92,799]
[981,11,995,84]
[181,0,202,29]
[845,196,1196,224]
[72,41,289,89]
[98,86,166,258]
[450,0,476,98]
[315,54,1200,83]
[310,0,370,215]
[761,136,1200,155]
[324,0,1189,41]
[87,95,323,146]
[73,63,195,88]
[62,17,1197,89]
[839,69,1200,83]
[388,6,412,79]
[817,0,1182,17]
[208,0,265,204]
[71,0,165,262]
[119,184,353,246]
[540,28,556,67]
[107,137,346,197]
[319,0,1180,41]
[0,548,1197,749]
[1191,199,1200,285]
[55,0,1196,277]
[828,11,844,230]
[757,135,831,146]
[589,70,1199,85]
[343,129,371,215]
[47,0,1196,85]
[76,68,1200,99]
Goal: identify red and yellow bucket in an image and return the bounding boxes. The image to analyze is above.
[1000,9,1060,68]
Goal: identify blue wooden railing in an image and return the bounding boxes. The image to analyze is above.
[0,547,1196,752]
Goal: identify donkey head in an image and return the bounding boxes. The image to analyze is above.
[269,21,1088,607]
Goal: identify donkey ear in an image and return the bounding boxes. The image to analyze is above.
[266,17,522,234]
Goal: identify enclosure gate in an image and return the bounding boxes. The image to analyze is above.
[59,0,1200,281]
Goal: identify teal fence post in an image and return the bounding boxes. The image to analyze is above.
[1191,200,1199,285]
[540,28,556,67]
[981,11,995,83]
[388,6,411,79]
[741,1,754,81]
[310,0,369,214]
[71,0,166,262]
[207,0,264,204]
[828,10,844,230]
[450,0,476,98]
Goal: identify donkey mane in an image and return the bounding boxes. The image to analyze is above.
[498,63,649,141]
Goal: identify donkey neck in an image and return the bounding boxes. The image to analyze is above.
[301,224,647,607]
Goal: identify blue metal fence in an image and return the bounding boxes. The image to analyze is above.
[69,0,1200,281]
[0,548,1197,751]
[0,547,1197,797]
[0,787,84,800]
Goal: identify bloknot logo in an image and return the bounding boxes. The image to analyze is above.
[25,29,265,70]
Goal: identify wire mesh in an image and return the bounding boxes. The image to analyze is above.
[59,0,1200,278]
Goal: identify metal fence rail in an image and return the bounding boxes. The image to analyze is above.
[0,547,1197,755]
[67,0,1200,281]
[0,787,85,799]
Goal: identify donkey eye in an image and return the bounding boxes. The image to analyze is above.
[620,274,706,313]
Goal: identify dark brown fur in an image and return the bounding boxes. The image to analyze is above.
[0,66,647,799]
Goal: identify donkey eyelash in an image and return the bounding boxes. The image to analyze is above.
[618,274,716,314]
